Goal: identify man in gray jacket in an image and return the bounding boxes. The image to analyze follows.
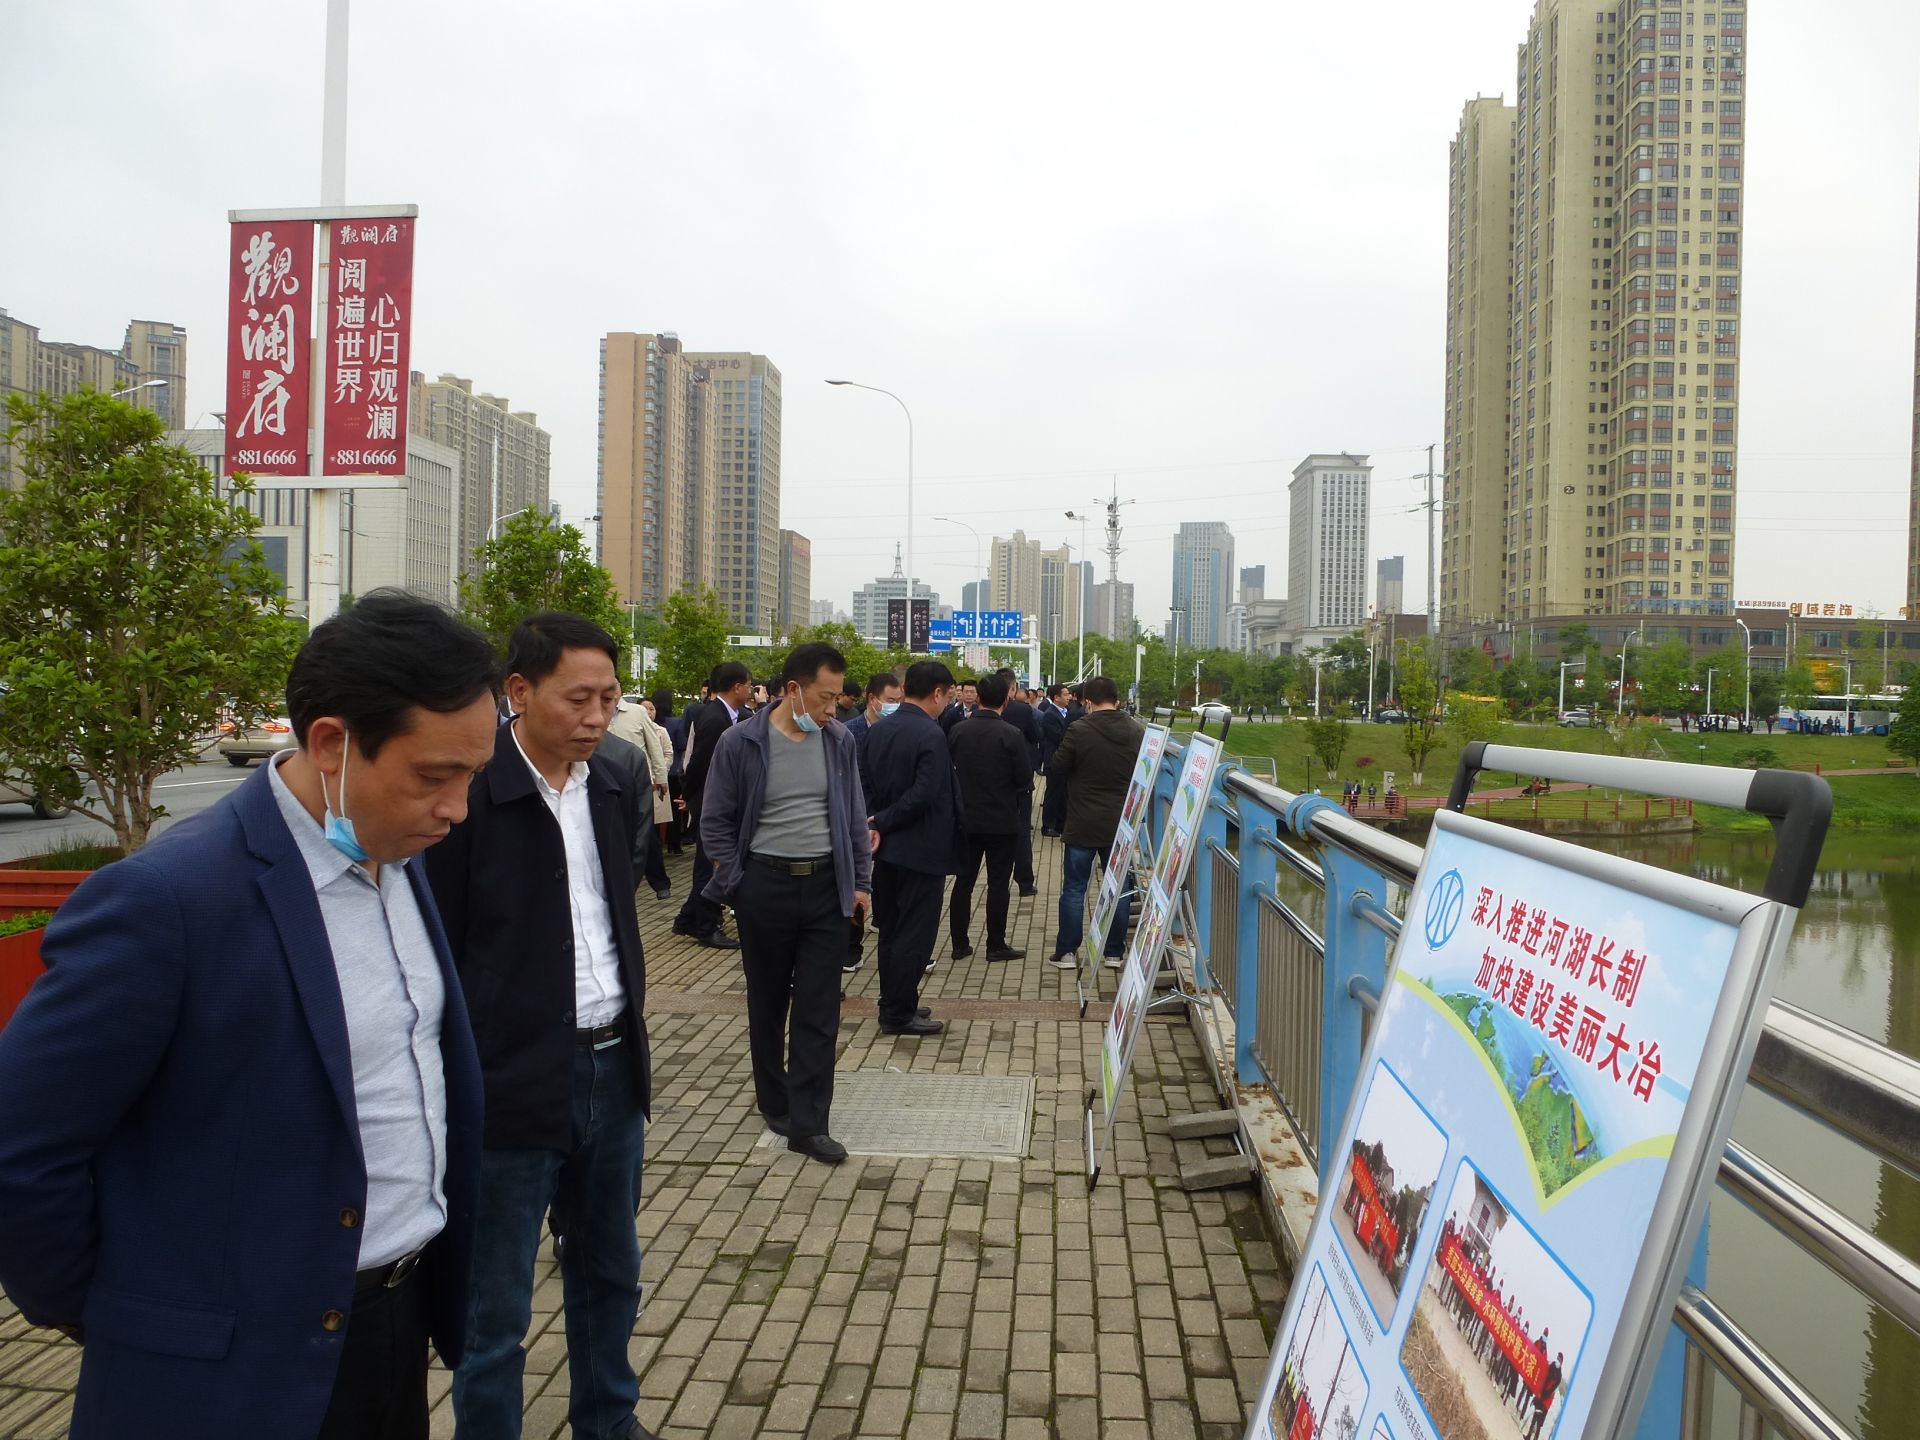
[698,643,872,1165]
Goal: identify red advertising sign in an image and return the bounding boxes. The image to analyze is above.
[224,220,314,477]
[320,217,414,475]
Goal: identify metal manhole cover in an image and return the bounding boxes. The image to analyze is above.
[757,1071,1034,1159]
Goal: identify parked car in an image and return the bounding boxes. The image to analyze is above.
[1373,708,1408,725]
[0,771,68,820]
[1559,707,1597,727]
[217,717,298,767]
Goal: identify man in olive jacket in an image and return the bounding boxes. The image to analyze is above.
[1046,675,1145,968]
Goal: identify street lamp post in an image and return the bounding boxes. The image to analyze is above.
[1312,653,1325,717]
[1617,637,1635,719]
[1705,667,1717,721]
[932,515,984,639]
[1734,617,1753,729]
[1064,508,1091,682]
[109,379,169,401]
[488,506,532,543]
[1170,608,1186,669]
[1842,658,1854,734]
[827,379,914,637]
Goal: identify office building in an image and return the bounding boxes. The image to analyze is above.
[1443,0,1747,624]
[1442,97,1516,628]
[1171,521,1235,651]
[408,372,551,585]
[173,428,464,610]
[685,350,782,632]
[1285,456,1370,641]
[597,333,718,611]
[960,580,985,615]
[1092,580,1134,642]
[1241,565,1266,605]
[2,307,183,484]
[1377,556,1406,615]
[851,546,939,642]
[776,529,811,638]
[990,530,1080,642]
[810,598,843,627]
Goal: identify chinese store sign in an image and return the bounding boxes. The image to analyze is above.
[224,221,313,478]
[320,217,414,475]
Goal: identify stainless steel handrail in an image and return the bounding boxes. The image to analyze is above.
[1673,1287,1853,1440]
[1750,1001,1920,1184]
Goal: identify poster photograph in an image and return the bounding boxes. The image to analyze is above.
[1334,1063,1449,1328]
[1101,958,1151,1111]
[1400,1160,1590,1440]
[1266,1263,1371,1440]
[1149,732,1220,901]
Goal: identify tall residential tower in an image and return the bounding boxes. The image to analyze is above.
[1285,455,1370,640]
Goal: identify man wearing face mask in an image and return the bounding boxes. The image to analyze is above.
[0,591,501,1439]
[698,643,873,1164]
[424,612,656,1440]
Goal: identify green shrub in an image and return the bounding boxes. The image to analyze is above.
[8,838,122,871]
[0,911,51,938]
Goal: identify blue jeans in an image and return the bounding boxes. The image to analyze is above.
[454,1040,645,1440]
[1055,844,1131,959]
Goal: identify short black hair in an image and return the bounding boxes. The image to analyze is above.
[902,659,955,699]
[505,611,619,688]
[1082,675,1119,706]
[709,661,751,693]
[841,677,864,701]
[1047,684,1069,702]
[648,687,676,719]
[286,589,500,759]
[995,666,1017,684]
[976,672,1010,708]
[781,642,848,688]
[865,670,901,699]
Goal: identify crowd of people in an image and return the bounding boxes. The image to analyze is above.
[0,592,1149,1439]
[1432,1217,1566,1440]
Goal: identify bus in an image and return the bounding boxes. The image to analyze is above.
[1776,692,1903,734]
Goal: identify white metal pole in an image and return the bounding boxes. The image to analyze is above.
[1736,617,1752,728]
[307,0,351,629]
[1706,668,1714,719]
[1426,442,1438,640]
[1076,513,1087,680]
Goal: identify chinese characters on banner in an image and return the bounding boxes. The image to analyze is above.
[320,218,415,475]
[224,222,314,478]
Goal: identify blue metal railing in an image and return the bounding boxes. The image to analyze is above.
[1140,738,1920,1440]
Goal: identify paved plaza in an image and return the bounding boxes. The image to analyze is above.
[0,836,1288,1438]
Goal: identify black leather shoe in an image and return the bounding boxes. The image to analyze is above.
[1041,828,1061,837]
[880,1016,945,1037]
[671,922,698,937]
[1017,887,1038,898]
[652,886,671,900]
[764,1113,793,1137]
[623,1419,663,1440]
[951,942,975,961]
[985,946,1026,962]
[696,932,741,950]
[788,1133,848,1165]
[916,1006,932,1019]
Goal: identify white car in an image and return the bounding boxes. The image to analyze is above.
[217,717,299,767]
[1559,707,1597,727]
[0,771,69,820]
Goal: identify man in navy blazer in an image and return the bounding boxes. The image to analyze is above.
[863,659,966,1037]
[0,591,503,1440]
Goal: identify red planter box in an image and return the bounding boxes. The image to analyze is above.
[0,926,46,1030]
[0,866,92,920]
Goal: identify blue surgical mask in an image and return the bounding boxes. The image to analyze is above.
[319,733,370,863]
[791,695,820,735]
[880,701,901,717]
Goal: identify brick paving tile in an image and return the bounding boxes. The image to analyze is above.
[0,828,1291,1435]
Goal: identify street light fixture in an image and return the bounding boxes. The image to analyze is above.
[827,379,914,636]
[931,515,984,637]
[1064,508,1091,682]
[1734,617,1753,730]
[1558,659,1585,717]
[110,379,169,400]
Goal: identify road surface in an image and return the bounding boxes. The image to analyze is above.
[0,755,255,862]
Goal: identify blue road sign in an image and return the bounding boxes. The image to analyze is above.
[952,610,1023,642]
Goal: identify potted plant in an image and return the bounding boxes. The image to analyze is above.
[0,837,121,920]
[0,909,52,1030]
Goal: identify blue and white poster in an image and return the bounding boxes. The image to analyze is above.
[1248,816,1743,1440]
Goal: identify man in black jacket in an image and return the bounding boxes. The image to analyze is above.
[1047,675,1146,971]
[424,612,658,1440]
[865,660,964,1036]
[673,660,752,948]
[947,671,1032,962]
[1040,683,1075,835]
[994,668,1044,896]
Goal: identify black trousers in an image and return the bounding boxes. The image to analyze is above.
[1012,795,1035,890]
[950,832,1016,949]
[1042,773,1069,833]
[734,860,845,1138]
[673,818,725,936]
[315,1262,430,1440]
[642,820,669,893]
[873,859,944,1027]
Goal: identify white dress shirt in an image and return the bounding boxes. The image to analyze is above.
[511,727,626,1027]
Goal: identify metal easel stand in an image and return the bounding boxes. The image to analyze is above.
[1145,888,1204,1013]
[1074,827,1160,1016]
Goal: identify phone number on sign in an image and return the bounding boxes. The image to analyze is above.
[231,449,301,468]
[327,449,401,469]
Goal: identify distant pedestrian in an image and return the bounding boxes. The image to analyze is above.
[652,688,689,854]
[948,671,1034,963]
[995,668,1043,896]
[842,671,902,973]
[674,661,752,948]
[1039,684,1072,835]
[699,643,872,1165]
[865,660,966,1035]
[1047,676,1146,970]
[609,695,672,898]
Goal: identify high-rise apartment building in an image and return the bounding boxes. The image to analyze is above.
[776,529,811,638]
[1445,0,1747,623]
[1285,456,1370,638]
[1171,521,1235,651]
[121,321,187,431]
[1,307,184,484]
[598,333,718,611]
[990,530,1081,641]
[1442,97,1516,628]
[685,351,782,632]
[408,372,551,585]
[1092,580,1134,642]
[1377,556,1406,615]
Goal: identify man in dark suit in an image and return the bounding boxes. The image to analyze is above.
[947,671,1032,962]
[673,660,753,948]
[1037,685,1069,835]
[425,612,656,1440]
[0,592,500,1439]
[841,670,902,973]
[994,667,1044,896]
[937,679,977,736]
[864,659,964,1036]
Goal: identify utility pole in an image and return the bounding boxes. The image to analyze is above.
[1426,442,1438,643]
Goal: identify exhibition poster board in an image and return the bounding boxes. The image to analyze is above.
[1082,724,1170,972]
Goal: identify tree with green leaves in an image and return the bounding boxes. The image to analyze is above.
[1780,639,1817,716]
[1444,691,1506,752]
[0,391,298,850]
[656,586,732,699]
[1398,640,1442,785]
[1749,668,1785,732]
[460,510,628,668]
[781,621,909,688]
[1887,685,1920,768]
[1637,635,1695,716]
[1302,708,1352,781]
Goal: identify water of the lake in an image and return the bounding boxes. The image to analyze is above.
[1604,831,1920,1438]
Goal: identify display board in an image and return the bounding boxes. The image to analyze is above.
[1080,724,1170,975]
[1243,804,1812,1440]
[1087,732,1223,1184]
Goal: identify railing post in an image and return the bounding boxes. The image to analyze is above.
[1192,787,1232,990]
[1236,808,1279,1086]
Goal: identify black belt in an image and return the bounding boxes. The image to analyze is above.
[576,1015,626,1049]
[354,1247,425,1297]
[751,854,833,876]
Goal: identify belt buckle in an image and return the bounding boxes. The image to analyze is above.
[788,860,812,877]
[593,1021,623,1050]
[385,1249,422,1288]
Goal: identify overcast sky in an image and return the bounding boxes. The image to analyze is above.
[5,2,1917,625]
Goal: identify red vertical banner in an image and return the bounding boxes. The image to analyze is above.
[224,221,314,477]
[320,216,415,475]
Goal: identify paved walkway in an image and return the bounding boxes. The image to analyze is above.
[0,829,1286,1439]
